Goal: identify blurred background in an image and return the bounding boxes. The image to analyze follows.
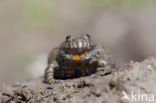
[1,0,156,82]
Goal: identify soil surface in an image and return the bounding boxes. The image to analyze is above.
[1,57,156,103]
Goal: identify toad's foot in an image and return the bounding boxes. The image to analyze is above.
[44,64,59,84]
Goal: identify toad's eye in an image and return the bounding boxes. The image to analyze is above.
[81,33,91,40]
[66,35,73,41]
[66,35,70,39]
[86,34,91,39]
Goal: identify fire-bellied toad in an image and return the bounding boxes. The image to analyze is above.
[45,34,115,84]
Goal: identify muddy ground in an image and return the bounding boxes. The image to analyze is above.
[1,57,156,103]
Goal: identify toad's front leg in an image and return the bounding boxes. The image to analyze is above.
[44,62,59,84]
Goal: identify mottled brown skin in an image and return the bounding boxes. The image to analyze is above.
[45,34,115,84]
